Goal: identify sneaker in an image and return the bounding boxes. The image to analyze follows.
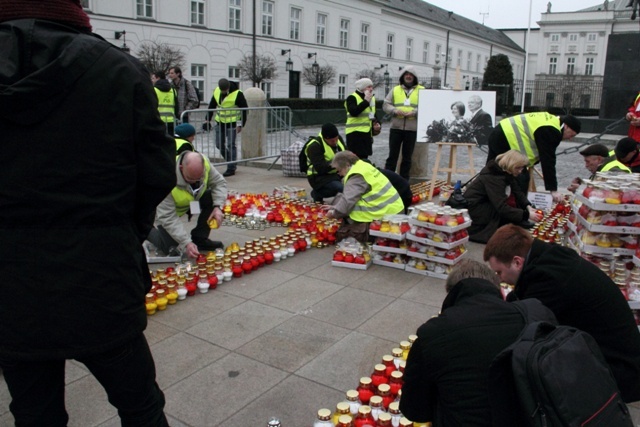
[193,238,224,251]
[222,170,235,177]
[311,190,322,203]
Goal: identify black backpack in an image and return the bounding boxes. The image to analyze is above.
[298,136,320,173]
[489,300,633,427]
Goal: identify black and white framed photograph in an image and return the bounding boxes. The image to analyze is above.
[416,90,496,145]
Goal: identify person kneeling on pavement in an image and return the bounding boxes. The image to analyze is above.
[325,151,404,243]
[306,123,346,203]
[147,151,227,258]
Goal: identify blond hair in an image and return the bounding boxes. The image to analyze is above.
[495,150,529,175]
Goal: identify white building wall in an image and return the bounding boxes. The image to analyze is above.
[84,0,524,99]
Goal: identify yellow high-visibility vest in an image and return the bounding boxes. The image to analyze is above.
[345,92,375,134]
[306,133,345,176]
[500,112,560,166]
[343,160,404,222]
[391,85,424,120]
[213,87,242,124]
[154,87,176,123]
[171,155,211,216]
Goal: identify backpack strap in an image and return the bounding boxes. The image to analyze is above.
[511,298,558,326]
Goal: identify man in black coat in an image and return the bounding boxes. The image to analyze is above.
[467,95,493,146]
[401,260,556,426]
[485,224,640,403]
[0,1,175,425]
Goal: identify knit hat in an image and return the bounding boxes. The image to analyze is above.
[580,144,609,158]
[560,115,581,134]
[321,123,339,139]
[0,0,92,31]
[174,123,196,138]
[355,78,373,92]
[615,137,639,160]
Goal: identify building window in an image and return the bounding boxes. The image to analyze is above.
[580,94,591,108]
[136,0,153,18]
[290,7,301,40]
[456,49,462,66]
[545,92,555,107]
[550,34,559,42]
[448,48,453,65]
[569,33,578,42]
[585,57,594,75]
[476,54,481,72]
[261,1,273,36]
[566,56,576,75]
[81,0,90,9]
[467,52,472,70]
[316,13,327,45]
[191,64,205,101]
[191,0,204,26]
[406,38,413,61]
[386,33,394,58]
[228,66,240,82]
[338,74,348,99]
[549,57,557,74]
[260,81,272,98]
[360,23,369,51]
[340,19,350,49]
[422,42,429,64]
[229,0,241,31]
[588,33,597,42]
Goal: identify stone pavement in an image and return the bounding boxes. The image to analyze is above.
[1,147,638,426]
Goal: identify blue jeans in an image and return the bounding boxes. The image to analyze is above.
[0,334,168,427]
[215,124,237,172]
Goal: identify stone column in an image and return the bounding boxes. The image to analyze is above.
[409,143,430,184]
[242,87,266,159]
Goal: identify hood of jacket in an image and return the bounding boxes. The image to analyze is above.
[154,78,173,92]
[441,278,503,311]
[0,19,110,125]
[398,65,418,87]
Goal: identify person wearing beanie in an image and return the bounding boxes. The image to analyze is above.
[0,1,174,425]
[486,112,581,202]
[151,70,178,135]
[567,143,630,192]
[344,77,381,160]
[382,66,425,180]
[174,123,197,155]
[626,90,640,143]
[615,137,640,172]
[304,123,346,202]
[202,78,249,177]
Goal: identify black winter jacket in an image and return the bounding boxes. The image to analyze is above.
[463,160,530,243]
[401,279,555,426]
[0,19,176,360]
[508,239,640,402]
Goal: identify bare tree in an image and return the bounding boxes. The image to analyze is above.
[355,69,385,90]
[237,54,278,87]
[302,65,336,99]
[136,41,185,74]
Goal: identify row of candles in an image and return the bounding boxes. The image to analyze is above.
[144,226,339,315]
[312,337,431,427]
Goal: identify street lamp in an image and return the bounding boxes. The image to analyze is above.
[376,64,390,95]
[114,30,130,53]
[307,52,319,72]
[281,49,293,72]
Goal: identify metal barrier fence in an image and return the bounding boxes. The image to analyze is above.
[179,106,293,169]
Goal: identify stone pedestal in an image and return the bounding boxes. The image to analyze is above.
[409,143,430,184]
[242,87,266,159]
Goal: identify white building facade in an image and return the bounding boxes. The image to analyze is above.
[81,0,524,100]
